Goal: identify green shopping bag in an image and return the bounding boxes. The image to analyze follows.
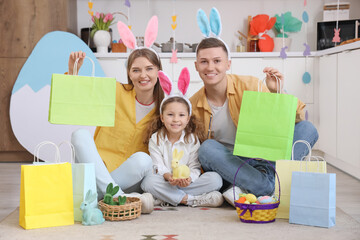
[48,56,116,126]
[233,90,298,161]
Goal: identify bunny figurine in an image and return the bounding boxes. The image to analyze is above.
[80,189,105,226]
[171,148,190,179]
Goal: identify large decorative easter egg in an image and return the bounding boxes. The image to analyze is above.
[10,31,106,162]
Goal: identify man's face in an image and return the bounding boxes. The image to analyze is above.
[195,47,231,87]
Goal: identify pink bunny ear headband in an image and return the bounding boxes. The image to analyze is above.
[196,7,231,60]
[117,15,159,58]
[158,67,192,116]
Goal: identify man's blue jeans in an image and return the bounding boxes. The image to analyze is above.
[198,120,319,196]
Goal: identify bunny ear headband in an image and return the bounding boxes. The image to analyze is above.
[196,7,231,60]
[158,67,192,116]
[117,15,159,57]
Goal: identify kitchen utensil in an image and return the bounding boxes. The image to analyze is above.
[185,43,198,52]
[153,37,183,52]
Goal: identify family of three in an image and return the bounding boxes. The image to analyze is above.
[69,36,318,214]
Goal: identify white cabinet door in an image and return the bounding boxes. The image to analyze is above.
[337,49,360,172]
[98,58,127,83]
[318,54,337,157]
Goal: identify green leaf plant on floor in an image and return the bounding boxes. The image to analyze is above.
[103,183,127,205]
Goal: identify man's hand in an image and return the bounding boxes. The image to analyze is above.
[263,67,285,93]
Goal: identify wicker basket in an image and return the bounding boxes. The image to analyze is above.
[98,197,141,221]
[233,158,281,223]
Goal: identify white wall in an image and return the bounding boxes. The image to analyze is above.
[77,0,360,52]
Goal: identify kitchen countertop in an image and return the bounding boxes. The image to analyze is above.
[94,41,360,59]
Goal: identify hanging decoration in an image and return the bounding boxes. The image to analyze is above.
[332,0,341,44]
[302,0,310,120]
[125,0,131,29]
[302,0,311,84]
[170,0,178,63]
[279,14,288,59]
[88,0,93,17]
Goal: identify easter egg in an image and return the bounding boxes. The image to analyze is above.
[10,31,105,162]
[236,197,246,203]
[245,194,257,203]
[258,196,273,204]
[244,200,250,204]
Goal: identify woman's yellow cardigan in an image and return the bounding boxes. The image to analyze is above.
[94,82,155,172]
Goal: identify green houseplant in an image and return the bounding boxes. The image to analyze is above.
[273,11,302,51]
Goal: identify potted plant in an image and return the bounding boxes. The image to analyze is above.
[91,12,115,53]
[273,12,302,52]
[97,183,142,221]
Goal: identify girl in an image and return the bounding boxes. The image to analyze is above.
[141,68,223,207]
[69,16,164,214]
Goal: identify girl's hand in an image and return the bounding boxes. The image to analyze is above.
[263,67,284,93]
[68,51,86,75]
[177,177,191,188]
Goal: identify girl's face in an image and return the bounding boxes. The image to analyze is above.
[161,102,190,138]
[195,47,231,87]
[128,57,158,93]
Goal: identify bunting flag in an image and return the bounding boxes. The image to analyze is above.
[125,0,131,30]
[88,1,93,16]
[332,0,341,44]
[170,0,178,64]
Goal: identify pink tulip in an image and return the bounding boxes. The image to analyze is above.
[106,13,113,21]
[103,15,108,23]
[95,12,100,19]
[92,15,95,22]
[100,13,104,18]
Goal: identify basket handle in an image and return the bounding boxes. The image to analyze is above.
[233,158,281,203]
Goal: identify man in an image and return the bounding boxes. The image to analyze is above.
[190,37,318,206]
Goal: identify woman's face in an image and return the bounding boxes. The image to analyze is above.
[128,56,159,93]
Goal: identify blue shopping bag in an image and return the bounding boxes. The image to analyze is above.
[289,171,336,228]
[59,141,97,222]
[72,163,97,221]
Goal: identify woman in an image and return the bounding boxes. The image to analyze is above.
[69,48,164,214]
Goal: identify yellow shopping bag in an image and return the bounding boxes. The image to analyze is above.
[19,142,74,229]
[275,140,327,219]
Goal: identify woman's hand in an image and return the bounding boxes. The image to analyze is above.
[68,51,86,75]
[263,67,285,93]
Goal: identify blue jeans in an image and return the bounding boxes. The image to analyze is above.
[71,129,153,199]
[198,121,319,196]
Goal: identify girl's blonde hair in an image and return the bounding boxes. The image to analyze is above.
[144,97,205,145]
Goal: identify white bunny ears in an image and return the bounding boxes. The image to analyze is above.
[117,16,159,53]
[196,8,231,59]
[158,67,192,115]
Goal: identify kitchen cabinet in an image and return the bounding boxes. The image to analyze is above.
[318,54,337,158]
[336,49,360,177]
[318,48,360,179]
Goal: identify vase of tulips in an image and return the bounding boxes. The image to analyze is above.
[91,12,114,53]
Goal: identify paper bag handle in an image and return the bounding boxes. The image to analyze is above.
[33,141,60,163]
[258,73,282,94]
[233,158,281,203]
[58,141,75,163]
[291,140,312,161]
[73,56,95,77]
